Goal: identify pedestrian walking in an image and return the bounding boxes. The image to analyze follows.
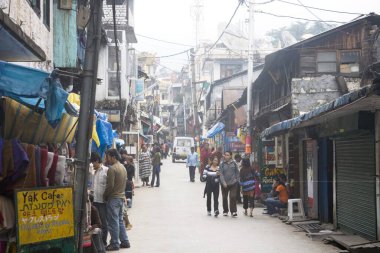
[219,151,240,217]
[150,146,161,187]
[90,152,109,245]
[239,157,256,217]
[139,144,151,186]
[124,156,135,208]
[202,157,220,217]
[234,153,243,204]
[186,147,198,182]
[200,142,210,175]
[103,149,131,250]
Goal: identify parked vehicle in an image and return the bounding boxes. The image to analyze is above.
[172,137,194,163]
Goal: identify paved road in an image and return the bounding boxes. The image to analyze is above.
[122,159,338,253]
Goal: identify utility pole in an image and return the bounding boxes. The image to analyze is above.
[190,48,200,153]
[74,0,103,252]
[246,0,255,154]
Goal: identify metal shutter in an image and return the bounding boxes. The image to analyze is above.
[335,133,377,240]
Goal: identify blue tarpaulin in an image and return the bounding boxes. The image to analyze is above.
[0,61,68,126]
[206,122,225,138]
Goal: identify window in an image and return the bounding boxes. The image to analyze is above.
[316,52,337,73]
[106,30,123,44]
[43,0,50,28]
[28,0,41,16]
[340,51,360,74]
[220,64,242,79]
[106,0,125,5]
[108,46,121,71]
[108,72,120,97]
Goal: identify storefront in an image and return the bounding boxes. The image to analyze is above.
[261,83,380,240]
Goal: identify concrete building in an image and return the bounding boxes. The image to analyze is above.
[95,0,137,128]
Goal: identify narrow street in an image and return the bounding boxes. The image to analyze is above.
[124,159,339,253]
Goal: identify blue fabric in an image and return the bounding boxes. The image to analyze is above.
[0,61,49,98]
[97,120,114,146]
[206,122,225,138]
[0,61,69,126]
[45,79,69,127]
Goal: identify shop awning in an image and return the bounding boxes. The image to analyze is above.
[0,61,69,126]
[3,97,78,144]
[261,83,380,138]
[0,9,46,61]
[206,122,225,138]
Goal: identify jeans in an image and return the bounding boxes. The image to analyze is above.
[93,202,108,245]
[189,166,196,181]
[265,197,287,214]
[106,198,129,247]
[221,184,238,214]
[206,184,219,212]
[151,165,160,186]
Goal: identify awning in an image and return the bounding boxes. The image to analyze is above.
[3,97,77,144]
[206,122,225,138]
[0,9,46,61]
[261,83,380,138]
[0,61,69,126]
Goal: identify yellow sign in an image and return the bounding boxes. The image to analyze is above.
[16,187,75,245]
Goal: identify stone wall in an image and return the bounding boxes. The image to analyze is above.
[291,75,360,117]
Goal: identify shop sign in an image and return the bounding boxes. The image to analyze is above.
[15,187,75,246]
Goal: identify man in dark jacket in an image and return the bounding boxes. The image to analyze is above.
[219,151,240,217]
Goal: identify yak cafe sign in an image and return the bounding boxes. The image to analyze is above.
[15,187,74,246]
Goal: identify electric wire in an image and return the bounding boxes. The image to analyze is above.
[276,0,365,15]
[201,0,243,70]
[136,33,194,47]
[255,10,346,23]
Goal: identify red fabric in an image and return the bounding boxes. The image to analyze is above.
[40,148,48,186]
[47,153,58,186]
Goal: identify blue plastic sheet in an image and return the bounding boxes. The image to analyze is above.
[0,61,69,126]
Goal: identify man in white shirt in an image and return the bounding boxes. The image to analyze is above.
[186,147,198,182]
[90,152,109,245]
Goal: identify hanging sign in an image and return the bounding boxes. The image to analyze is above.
[15,187,75,246]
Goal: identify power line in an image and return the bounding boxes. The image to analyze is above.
[136,33,194,47]
[276,0,365,15]
[296,0,334,28]
[138,49,191,59]
[255,10,346,23]
[201,0,243,70]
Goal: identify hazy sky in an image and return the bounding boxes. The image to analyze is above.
[134,0,378,71]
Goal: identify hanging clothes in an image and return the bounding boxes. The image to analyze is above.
[0,196,14,230]
[40,148,48,186]
[47,154,59,186]
[54,155,66,186]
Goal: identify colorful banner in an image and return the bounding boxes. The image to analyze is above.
[16,187,75,246]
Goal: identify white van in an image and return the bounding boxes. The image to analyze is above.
[172,137,195,163]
